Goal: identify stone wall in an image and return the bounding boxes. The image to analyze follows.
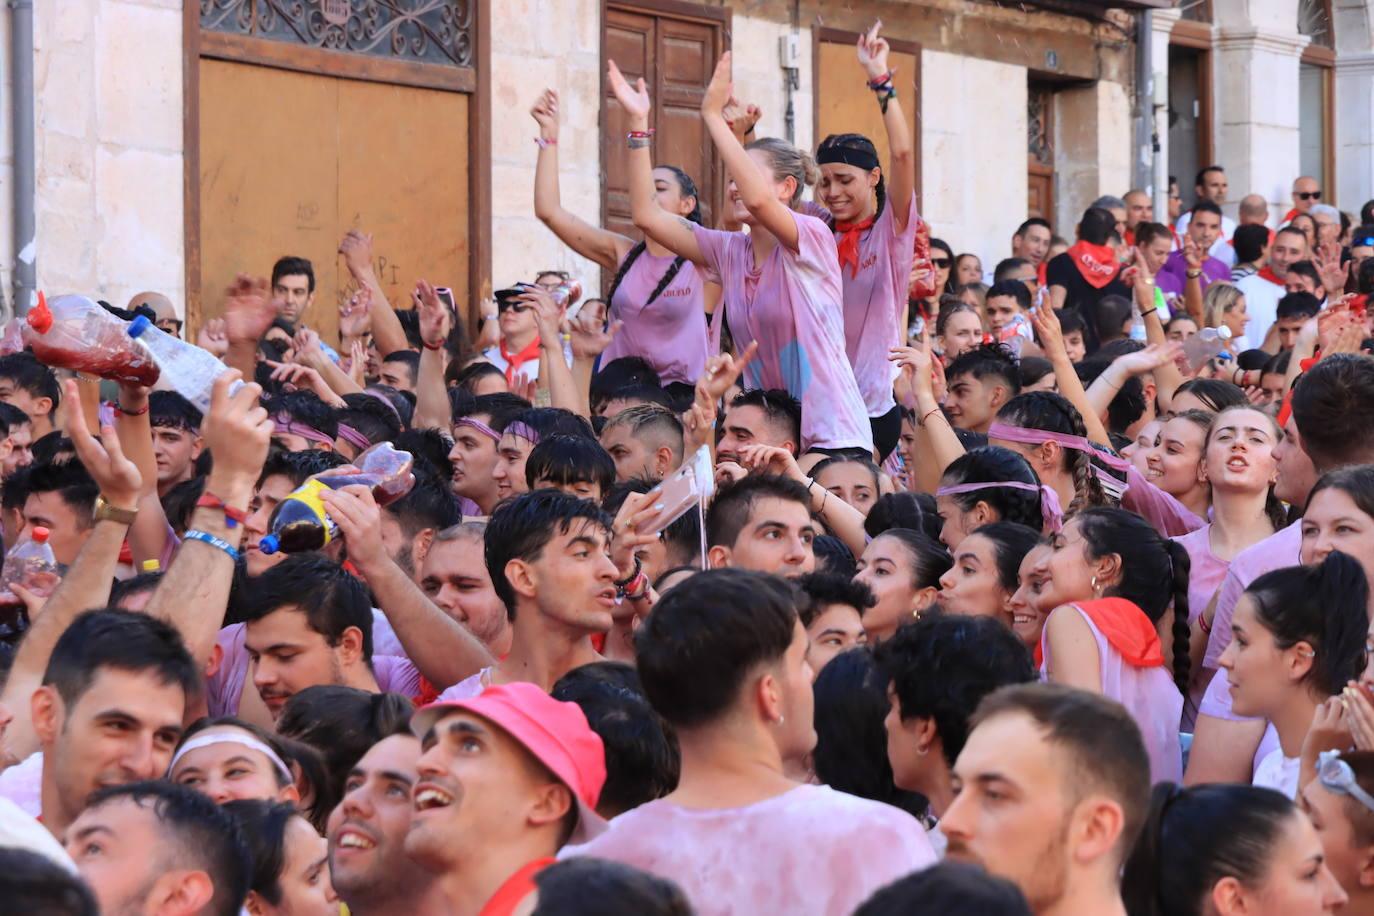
[730,15,814,156]
[1054,80,1135,232]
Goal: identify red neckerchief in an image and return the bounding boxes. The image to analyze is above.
[1124,228,1135,247]
[834,215,876,278]
[479,858,556,916]
[1036,260,1048,289]
[1066,240,1120,289]
[1073,598,1164,668]
[500,336,542,385]
[1258,266,1284,286]
[1282,207,1301,224]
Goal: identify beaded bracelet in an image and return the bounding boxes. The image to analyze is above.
[184,529,239,562]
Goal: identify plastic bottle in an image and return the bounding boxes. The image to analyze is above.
[127,314,242,413]
[259,443,417,555]
[0,316,24,356]
[0,527,61,606]
[1183,326,1234,370]
[22,293,160,386]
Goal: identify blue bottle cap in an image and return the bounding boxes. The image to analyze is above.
[258,534,280,555]
[128,314,152,338]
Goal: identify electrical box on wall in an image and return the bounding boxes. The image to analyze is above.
[778,33,801,70]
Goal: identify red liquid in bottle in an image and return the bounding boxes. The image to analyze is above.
[22,293,161,386]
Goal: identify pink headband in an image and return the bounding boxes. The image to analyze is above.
[937,480,1064,534]
[273,417,336,446]
[363,388,403,422]
[336,423,371,451]
[455,416,500,442]
[988,422,1130,473]
[505,421,540,446]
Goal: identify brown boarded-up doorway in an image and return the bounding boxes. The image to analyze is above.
[602,2,729,243]
[814,28,921,212]
[186,3,488,344]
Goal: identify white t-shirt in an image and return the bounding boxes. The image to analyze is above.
[1253,748,1300,799]
[1234,271,1287,346]
[482,340,574,385]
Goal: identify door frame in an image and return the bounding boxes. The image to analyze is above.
[181,1,491,334]
[811,26,923,215]
[1169,18,1216,189]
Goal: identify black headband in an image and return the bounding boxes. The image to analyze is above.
[815,144,879,172]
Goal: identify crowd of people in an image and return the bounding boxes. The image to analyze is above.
[4,24,1374,915]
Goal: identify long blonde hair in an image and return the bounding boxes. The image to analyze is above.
[1202,282,1244,329]
[745,138,820,209]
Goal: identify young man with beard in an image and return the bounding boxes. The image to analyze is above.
[715,388,801,469]
[598,403,684,483]
[565,570,934,915]
[941,684,1148,916]
[375,467,462,579]
[435,489,620,700]
[407,682,608,914]
[447,392,528,517]
[328,732,449,916]
[417,522,512,657]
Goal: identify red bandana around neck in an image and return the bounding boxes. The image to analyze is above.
[834,215,877,278]
[1066,240,1120,289]
[1258,265,1284,286]
[499,336,542,385]
[1074,598,1164,668]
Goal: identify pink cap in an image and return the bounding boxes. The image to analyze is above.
[412,682,609,841]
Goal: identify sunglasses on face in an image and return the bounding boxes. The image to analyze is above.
[931,257,952,269]
[157,319,184,333]
[1297,191,1322,201]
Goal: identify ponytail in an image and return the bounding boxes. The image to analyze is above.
[1164,540,1193,694]
[746,137,819,209]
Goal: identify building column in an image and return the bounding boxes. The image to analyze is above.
[1213,24,1310,222]
[1148,8,1183,223]
[1336,53,1374,210]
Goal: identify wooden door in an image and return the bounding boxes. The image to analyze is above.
[814,28,921,211]
[1027,83,1055,221]
[602,4,726,241]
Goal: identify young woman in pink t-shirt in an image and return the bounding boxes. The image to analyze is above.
[529,89,709,393]
[608,54,874,455]
[812,23,918,459]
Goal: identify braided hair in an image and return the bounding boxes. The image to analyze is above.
[815,133,887,224]
[604,165,703,312]
[996,391,1109,513]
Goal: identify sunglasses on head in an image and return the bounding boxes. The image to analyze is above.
[931,257,952,269]
[1298,190,1323,201]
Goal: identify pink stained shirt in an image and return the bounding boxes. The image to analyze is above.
[603,248,709,386]
[561,783,935,916]
[1122,464,1207,538]
[1040,604,1184,783]
[693,215,874,453]
[1171,524,1231,730]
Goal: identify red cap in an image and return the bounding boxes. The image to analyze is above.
[412,682,608,842]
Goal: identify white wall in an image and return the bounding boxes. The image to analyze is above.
[33,0,184,314]
[0,7,13,314]
[730,15,814,155]
[488,0,601,296]
[920,49,1027,268]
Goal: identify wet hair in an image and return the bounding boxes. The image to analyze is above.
[939,446,1045,532]
[1018,356,1053,390]
[447,360,506,394]
[552,663,680,817]
[1077,207,1118,246]
[1233,223,1271,264]
[727,388,802,449]
[603,478,700,568]
[271,255,315,293]
[243,555,374,663]
[705,474,811,549]
[149,390,202,433]
[108,569,163,611]
[0,401,29,441]
[599,384,674,412]
[811,535,857,579]
[796,572,875,626]
[393,428,454,482]
[1094,294,1134,344]
[0,352,60,410]
[854,860,1032,916]
[812,648,927,819]
[1076,357,1145,434]
[0,846,99,916]
[1243,552,1369,696]
[1236,348,1272,372]
[222,799,301,908]
[810,453,881,496]
[1122,783,1300,916]
[744,137,820,208]
[1261,349,1292,378]
[1055,308,1086,340]
[264,389,338,441]
[985,279,1032,312]
[43,608,199,710]
[84,780,251,916]
[604,166,702,310]
[364,384,414,430]
[935,301,980,339]
[1276,291,1322,322]
[973,683,1150,864]
[969,522,1042,594]
[876,615,1036,767]
[485,489,613,618]
[507,406,597,444]
[530,857,693,916]
[1072,507,1192,692]
[338,392,403,448]
[865,491,941,541]
[636,569,801,727]
[256,448,348,490]
[458,391,530,433]
[591,358,662,415]
[1174,377,1248,413]
[526,435,616,495]
[873,528,953,592]
[1292,354,1374,472]
[276,686,414,822]
[997,391,1109,512]
[383,464,462,540]
[944,343,1021,398]
[24,458,98,527]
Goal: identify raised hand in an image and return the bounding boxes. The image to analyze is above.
[738,443,805,482]
[722,99,762,142]
[530,88,560,140]
[856,20,891,81]
[696,340,759,408]
[1314,240,1347,294]
[64,378,141,509]
[197,317,229,358]
[319,485,388,578]
[607,60,651,122]
[567,312,621,361]
[1115,341,1184,376]
[700,52,734,119]
[346,338,367,385]
[414,279,452,350]
[339,229,376,279]
[681,400,716,456]
[1032,303,1068,362]
[889,343,936,402]
[608,491,662,581]
[339,286,373,340]
[201,372,272,491]
[221,275,277,346]
[1182,233,1203,272]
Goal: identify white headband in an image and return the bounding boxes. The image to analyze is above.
[169,728,293,784]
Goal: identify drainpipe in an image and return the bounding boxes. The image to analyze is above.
[1133,11,1154,194]
[10,0,36,317]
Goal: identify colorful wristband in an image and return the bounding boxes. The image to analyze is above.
[196,492,248,529]
[184,529,240,561]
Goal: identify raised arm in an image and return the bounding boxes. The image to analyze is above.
[1031,304,1111,446]
[113,383,177,569]
[339,230,410,358]
[1181,235,1206,327]
[221,274,278,381]
[319,485,492,688]
[412,280,455,430]
[532,89,634,271]
[607,60,707,267]
[1134,263,1185,411]
[858,22,914,232]
[700,54,801,252]
[524,286,589,418]
[1084,343,1182,430]
[891,341,964,478]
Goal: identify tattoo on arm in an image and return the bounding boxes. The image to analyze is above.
[674,216,697,232]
